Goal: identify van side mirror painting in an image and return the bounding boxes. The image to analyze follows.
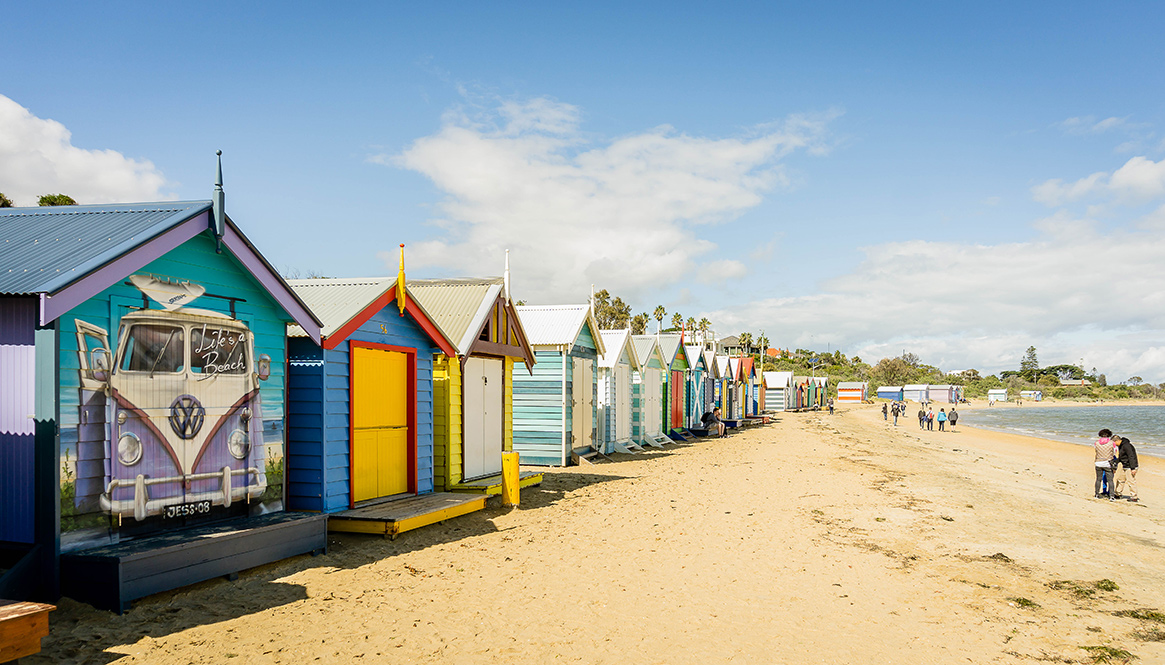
[91,348,112,382]
[257,354,271,381]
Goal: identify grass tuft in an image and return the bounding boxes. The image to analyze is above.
[1113,609,1165,624]
[1079,645,1137,663]
[1008,596,1040,609]
[1132,627,1165,642]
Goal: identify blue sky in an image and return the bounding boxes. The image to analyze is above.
[5,2,1165,381]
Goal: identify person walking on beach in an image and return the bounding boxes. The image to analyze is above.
[882,403,888,421]
[892,403,899,426]
[828,397,835,416]
[926,408,935,431]
[947,407,958,431]
[1114,436,1139,502]
[1094,429,1117,500]
[937,408,947,431]
[918,406,926,429]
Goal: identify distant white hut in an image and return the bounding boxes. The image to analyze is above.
[1019,390,1042,401]
[876,386,904,400]
[763,371,793,411]
[836,381,868,403]
[987,388,1008,402]
[903,384,929,402]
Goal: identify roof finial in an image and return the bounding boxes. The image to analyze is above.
[504,249,511,301]
[396,243,407,316]
[212,150,225,253]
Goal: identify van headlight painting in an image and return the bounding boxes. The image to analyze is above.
[117,432,143,466]
[227,429,250,460]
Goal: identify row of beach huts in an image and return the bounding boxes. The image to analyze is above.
[0,186,829,616]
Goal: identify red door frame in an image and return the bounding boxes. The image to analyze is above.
[669,370,683,429]
[347,340,417,508]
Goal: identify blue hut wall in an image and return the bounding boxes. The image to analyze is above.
[0,298,37,543]
[286,306,439,512]
[512,351,566,466]
[55,232,292,552]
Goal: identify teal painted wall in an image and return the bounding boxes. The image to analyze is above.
[512,351,565,466]
[58,231,291,552]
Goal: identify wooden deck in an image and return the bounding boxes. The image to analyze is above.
[60,511,327,613]
[328,493,487,539]
[450,471,543,495]
[0,600,54,663]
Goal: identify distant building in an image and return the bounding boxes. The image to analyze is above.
[1059,379,1093,386]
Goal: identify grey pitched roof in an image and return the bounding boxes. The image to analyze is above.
[598,329,637,368]
[516,304,605,355]
[407,277,503,354]
[0,200,212,295]
[287,277,396,338]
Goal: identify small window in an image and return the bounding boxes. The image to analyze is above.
[191,326,249,374]
[121,324,185,373]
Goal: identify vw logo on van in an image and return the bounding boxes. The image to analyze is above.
[169,394,206,439]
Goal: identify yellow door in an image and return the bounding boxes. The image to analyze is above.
[352,347,410,502]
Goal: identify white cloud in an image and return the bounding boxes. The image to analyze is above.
[1056,115,1143,136]
[701,209,1165,381]
[375,97,835,303]
[1032,155,1165,207]
[0,94,171,206]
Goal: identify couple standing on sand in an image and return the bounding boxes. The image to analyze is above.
[1094,428,1139,502]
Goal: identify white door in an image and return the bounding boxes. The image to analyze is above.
[646,369,662,435]
[463,357,504,479]
[571,359,593,450]
[615,364,630,441]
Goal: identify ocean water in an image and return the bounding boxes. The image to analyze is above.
[962,405,1165,460]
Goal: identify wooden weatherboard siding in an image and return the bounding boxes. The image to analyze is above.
[286,306,439,512]
[512,351,565,466]
[431,355,462,491]
[504,357,514,452]
[57,232,291,549]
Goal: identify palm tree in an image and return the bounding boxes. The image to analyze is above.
[653,306,666,333]
[685,316,696,333]
[738,332,753,356]
[670,312,683,331]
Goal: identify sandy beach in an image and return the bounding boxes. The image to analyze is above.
[31,403,1165,664]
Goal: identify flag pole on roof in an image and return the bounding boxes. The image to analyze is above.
[504,249,510,301]
[396,243,407,316]
[212,150,226,253]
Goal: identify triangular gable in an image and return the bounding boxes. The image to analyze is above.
[658,334,688,371]
[599,329,639,370]
[289,278,456,355]
[685,345,707,372]
[407,278,535,367]
[631,335,667,370]
[516,304,607,357]
[0,201,322,341]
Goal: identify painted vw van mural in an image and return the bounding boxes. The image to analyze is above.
[72,275,272,525]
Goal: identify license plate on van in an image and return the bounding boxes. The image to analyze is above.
[163,500,212,519]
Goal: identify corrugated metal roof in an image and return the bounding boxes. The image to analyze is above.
[516,304,601,351]
[764,371,793,388]
[407,278,501,354]
[598,329,636,368]
[0,200,212,295]
[657,334,682,366]
[837,381,867,389]
[287,277,395,338]
[631,335,660,368]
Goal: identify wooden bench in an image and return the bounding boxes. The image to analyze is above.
[0,600,55,664]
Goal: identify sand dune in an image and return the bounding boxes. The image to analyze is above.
[31,402,1165,664]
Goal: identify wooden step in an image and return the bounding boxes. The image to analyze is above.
[612,439,645,454]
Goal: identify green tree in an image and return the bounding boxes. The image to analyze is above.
[670,312,683,330]
[653,305,666,332]
[869,357,913,387]
[591,289,631,329]
[631,313,649,335]
[0,192,13,208]
[698,317,710,338]
[738,332,753,356]
[38,193,77,206]
[685,316,696,333]
[1020,346,1039,380]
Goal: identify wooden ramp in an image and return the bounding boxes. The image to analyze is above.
[329,493,486,539]
[638,432,673,448]
[451,471,544,495]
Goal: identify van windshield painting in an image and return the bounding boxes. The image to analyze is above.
[121,324,185,373]
[191,324,248,374]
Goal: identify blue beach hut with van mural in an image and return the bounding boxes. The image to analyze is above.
[0,162,327,611]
